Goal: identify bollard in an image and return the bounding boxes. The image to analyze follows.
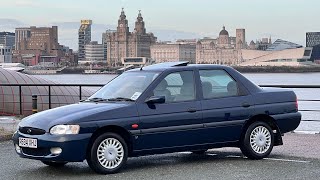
[32,95,38,114]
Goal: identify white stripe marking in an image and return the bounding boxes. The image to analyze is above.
[264,158,310,163]
[225,155,310,163]
[226,155,242,158]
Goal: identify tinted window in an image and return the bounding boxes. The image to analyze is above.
[200,70,239,99]
[153,71,195,103]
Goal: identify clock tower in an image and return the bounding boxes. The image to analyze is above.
[134,10,146,34]
[117,8,129,35]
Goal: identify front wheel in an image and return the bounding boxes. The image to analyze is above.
[240,121,274,159]
[87,132,128,174]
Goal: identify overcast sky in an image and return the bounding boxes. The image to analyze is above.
[1,0,319,46]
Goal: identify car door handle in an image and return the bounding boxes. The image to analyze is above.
[242,103,251,108]
[187,108,197,113]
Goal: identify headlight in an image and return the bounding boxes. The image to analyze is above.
[50,125,80,135]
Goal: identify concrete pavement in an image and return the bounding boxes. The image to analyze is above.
[0,116,20,141]
[1,133,320,179]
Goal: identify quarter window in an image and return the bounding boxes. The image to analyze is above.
[153,71,195,103]
[200,70,239,99]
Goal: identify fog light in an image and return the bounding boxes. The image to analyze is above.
[50,147,62,155]
[15,144,21,154]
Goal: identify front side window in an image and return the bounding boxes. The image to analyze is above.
[153,71,195,103]
[90,71,159,101]
[200,69,239,99]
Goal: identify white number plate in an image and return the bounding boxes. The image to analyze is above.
[18,137,37,148]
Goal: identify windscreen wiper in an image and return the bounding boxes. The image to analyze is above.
[107,97,135,102]
[82,97,109,102]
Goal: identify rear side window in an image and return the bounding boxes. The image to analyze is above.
[199,70,239,99]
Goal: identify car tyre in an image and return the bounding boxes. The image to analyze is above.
[240,121,274,159]
[41,161,67,167]
[87,132,128,174]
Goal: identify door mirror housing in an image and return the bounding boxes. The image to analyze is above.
[145,96,165,104]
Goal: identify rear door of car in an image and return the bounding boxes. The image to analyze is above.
[134,69,203,151]
[198,67,253,144]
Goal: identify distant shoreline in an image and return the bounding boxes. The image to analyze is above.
[233,66,320,73]
[24,65,320,75]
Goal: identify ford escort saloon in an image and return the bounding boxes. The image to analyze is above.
[12,62,301,174]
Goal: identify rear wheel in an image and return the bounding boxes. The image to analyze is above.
[41,161,67,167]
[87,132,128,174]
[240,121,274,159]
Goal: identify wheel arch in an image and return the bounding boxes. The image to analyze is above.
[86,125,134,157]
[241,114,283,146]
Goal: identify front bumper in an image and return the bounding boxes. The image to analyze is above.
[12,131,92,162]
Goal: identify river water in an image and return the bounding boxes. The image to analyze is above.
[34,73,320,133]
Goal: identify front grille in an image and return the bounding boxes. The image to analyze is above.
[21,147,50,156]
[19,127,46,135]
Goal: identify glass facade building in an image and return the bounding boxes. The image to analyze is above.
[306,32,320,61]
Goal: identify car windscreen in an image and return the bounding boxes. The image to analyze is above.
[89,71,159,101]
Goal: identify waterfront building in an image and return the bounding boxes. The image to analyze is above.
[306,32,320,61]
[15,26,60,53]
[78,20,92,61]
[196,26,245,65]
[15,28,31,51]
[60,45,78,66]
[266,39,303,51]
[306,32,320,47]
[0,32,15,49]
[104,9,157,67]
[13,26,64,66]
[240,47,313,66]
[150,43,196,63]
[85,41,105,63]
[0,45,12,63]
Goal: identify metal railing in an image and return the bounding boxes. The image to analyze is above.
[260,85,320,123]
[0,84,104,115]
[0,84,319,121]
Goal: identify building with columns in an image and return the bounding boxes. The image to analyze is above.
[104,9,157,66]
[150,43,196,63]
[196,26,245,65]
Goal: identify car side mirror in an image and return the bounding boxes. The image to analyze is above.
[145,96,165,104]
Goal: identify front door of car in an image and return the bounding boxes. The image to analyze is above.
[199,69,253,144]
[135,70,202,151]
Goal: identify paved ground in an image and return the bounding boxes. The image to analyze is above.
[1,133,320,180]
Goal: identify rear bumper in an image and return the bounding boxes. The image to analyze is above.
[272,112,301,134]
[12,131,92,162]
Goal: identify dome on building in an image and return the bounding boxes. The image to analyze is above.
[219,26,229,36]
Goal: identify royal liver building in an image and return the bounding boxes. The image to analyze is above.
[104,9,157,66]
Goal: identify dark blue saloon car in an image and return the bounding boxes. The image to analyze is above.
[12,62,301,174]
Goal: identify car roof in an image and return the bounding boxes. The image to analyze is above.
[128,61,228,72]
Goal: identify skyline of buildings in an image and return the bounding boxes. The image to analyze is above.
[1,8,320,67]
